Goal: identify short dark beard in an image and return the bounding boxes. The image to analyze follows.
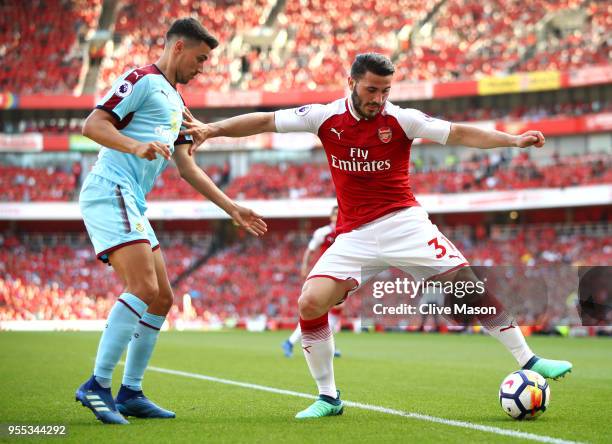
[351,85,381,119]
[350,87,367,119]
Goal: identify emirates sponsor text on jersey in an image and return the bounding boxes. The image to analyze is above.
[330,147,391,173]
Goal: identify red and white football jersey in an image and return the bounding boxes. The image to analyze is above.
[308,224,337,257]
[275,98,451,234]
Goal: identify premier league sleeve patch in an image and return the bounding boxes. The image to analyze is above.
[115,80,133,98]
[295,105,312,116]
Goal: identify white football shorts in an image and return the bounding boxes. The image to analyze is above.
[307,206,469,293]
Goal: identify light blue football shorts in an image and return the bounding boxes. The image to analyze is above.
[79,173,159,264]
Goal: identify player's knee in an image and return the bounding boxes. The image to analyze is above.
[129,279,159,305]
[155,289,174,314]
[298,290,326,319]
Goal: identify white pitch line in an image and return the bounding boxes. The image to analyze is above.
[144,365,584,444]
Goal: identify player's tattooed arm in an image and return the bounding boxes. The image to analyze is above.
[447,123,545,149]
[82,109,171,160]
[181,107,276,155]
[173,144,267,236]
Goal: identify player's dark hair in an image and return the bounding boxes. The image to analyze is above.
[350,53,395,80]
[166,18,219,49]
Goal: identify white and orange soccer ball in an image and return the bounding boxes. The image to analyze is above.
[499,370,550,420]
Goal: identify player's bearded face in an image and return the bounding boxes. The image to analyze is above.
[351,87,373,118]
[350,73,392,119]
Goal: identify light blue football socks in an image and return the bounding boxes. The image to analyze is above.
[122,312,166,391]
[94,293,148,388]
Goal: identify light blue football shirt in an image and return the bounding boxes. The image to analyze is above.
[90,64,191,212]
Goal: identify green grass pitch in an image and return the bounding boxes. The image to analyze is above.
[0,331,610,443]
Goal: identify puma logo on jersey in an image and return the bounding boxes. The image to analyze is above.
[330,128,344,139]
[160,90,170,101]
[302,345,312,354]
[133,71,143,80]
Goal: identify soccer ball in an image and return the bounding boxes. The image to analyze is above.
[499,370,550,420]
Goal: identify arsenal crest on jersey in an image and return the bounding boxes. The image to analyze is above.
[378,127,392,143]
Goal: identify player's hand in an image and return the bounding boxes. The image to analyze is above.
[132,141,171,161]
[229,205,267,237]
[514,130,545,148]
[181,108,212,156]
[300,266,309,279]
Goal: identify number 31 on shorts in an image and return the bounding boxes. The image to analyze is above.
[427,235,461,259]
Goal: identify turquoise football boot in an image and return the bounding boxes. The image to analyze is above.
[295,391,344,419]
[523,356,572,379]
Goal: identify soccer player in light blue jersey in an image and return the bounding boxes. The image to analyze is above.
[75,18,267,425]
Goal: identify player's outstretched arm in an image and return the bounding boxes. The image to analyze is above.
[82,109,171,160]
[181,108,276,155]
[300,248,313,279]
[447,123,545,149]
[173,144,267,236]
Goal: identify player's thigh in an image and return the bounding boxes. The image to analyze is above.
[307,229,379,288]
[109,242,158,304]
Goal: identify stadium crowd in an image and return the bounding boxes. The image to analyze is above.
[0,164,78,202]
[1,153,608,202]
[0,232,210,321]
[1,0,609,94]
[241,0,430,91]
[395,0,609,83]
[0,0,101,94]
[1,223,609,324]
[225,153,611,199]
[97,0,267,93]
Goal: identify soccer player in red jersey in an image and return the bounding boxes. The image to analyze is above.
[182,53,572,418]
[282,206,343,358]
